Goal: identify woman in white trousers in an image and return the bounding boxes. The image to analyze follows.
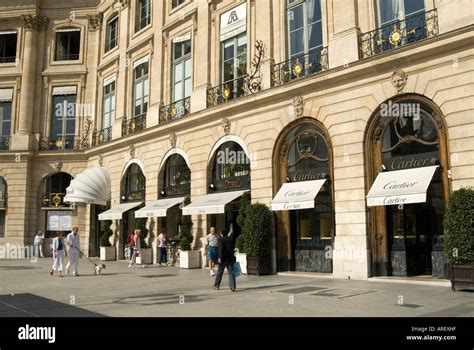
[129,229,144,268]
[50,231,66,277]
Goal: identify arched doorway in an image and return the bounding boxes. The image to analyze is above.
[365,94,450,277]
[41,172,73,238]
[273,118,335,272]
[120,163,146,251]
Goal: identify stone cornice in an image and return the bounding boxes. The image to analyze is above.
[21,15,49,31]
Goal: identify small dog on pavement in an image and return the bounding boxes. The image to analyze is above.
[94,264,106,275]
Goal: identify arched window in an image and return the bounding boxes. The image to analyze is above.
[122,163,145,202]
[42,172,72,208]
[211,141,250,192]
[162,154,190,197]
[0,177,6,237]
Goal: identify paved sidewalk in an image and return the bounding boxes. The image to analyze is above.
[0,258,472,317]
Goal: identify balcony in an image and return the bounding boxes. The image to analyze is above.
[0,136,10,151]
[271,46,328,87]
[39,135,89,151]
[92,126,112,146]
[159,97,190,124]
[122,113,146,137]
[41,192,68,208]
[0,56,16,64]
[207,75,249,108]
[359,9,439,59]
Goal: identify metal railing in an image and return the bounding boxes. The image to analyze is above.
[359,9,439,59]
[0,136,10,151]
[271,46,328,86]
[122,113,146,136]
[55,53,80,61]
[39,135,89,151]
[0,56,16,64]
[41,192,68,208]
[207,75,248,107]
[92,126,113,146]
[159,97,191,124]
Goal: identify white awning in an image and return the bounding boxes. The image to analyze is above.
[64,167,111,206]
[52,86,77,95]
[0,88,13,102]
[220,3,247,41]
[135,197,185,218]
[172,32,191,43]
[271,179,327,211]
[133,55,149,69]
[98,202,142,221]
[182,190,247,215]
[366,166,439,207]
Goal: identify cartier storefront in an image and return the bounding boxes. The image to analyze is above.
[365,94,450,278]
[272,118,335,273]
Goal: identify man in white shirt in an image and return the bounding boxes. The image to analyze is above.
[66,227,80,276]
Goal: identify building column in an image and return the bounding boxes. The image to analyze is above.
[11,15,48,151]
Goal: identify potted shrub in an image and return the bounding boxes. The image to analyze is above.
[444,188,474,291]
[179,197,200,269]
[100,221,115,261]
[134,218,152,265]
[235,192,250,274]
[243,203,272,275]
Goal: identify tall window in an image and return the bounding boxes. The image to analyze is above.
[0,32,17,63]
[287,0,322,59]
[0,96,12,139]
[51,93,76,148]
[135,0,151,32]
[165,154,190,188]
[105,16,118,52]
[103,80,116,129]
[133,62,149,117]
[0,177,5,237]
[377,0,425,27]
[172,0,186,9]
[123,164,145,202]
[55,29,80,61]
[172,39,191,102]
[42,172,72,208]
[222,33,247,85]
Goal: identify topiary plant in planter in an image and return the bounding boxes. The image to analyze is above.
[178,197,199,269]
[243,203,273,275]
[99,220,115,261]
[444,188,474,291]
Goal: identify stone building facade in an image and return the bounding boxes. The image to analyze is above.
[0,0,473,279]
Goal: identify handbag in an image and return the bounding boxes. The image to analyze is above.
[233,261,242,277]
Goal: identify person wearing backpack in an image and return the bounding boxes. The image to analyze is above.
[50,231,66,277]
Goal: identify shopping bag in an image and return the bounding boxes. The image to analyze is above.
[234,261,242,277]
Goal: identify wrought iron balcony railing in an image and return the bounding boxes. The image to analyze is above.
[39,135,89,151]
[159,97,191,124]
[122,113,146,136]
[0,136,10,151]
[271,47,328,86]
[55,53,80,61]
[207,75,249,107]
[92,126,113,146]
[41,192,68,208]
[0,56,16,64]
[359,9,439,59]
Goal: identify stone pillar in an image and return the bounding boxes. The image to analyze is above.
[190,84,209,113]
[260,58,275,90]
[11,15,49,151]
[327,0,360,69]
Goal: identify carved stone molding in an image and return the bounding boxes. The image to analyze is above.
[22,15,49,31]
[53,160,63,172]
[169,133,177,148]
[88,13,103,31]
[431,112,445,135]
[391,70,408,95]
[222,118,231,135]
[372,120,387,145]
[98,154,104,167]
[292,96,305,118]
[129,144,135,158]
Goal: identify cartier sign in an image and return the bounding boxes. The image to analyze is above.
[384,152,438,171]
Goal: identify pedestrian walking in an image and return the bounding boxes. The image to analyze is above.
[66,227,80,276]
[206,226,219,276]
[157,231,167,265]
[129,229,144,268]
[33,230,44,258]
[50,231,66,277]
[214,228,236,292]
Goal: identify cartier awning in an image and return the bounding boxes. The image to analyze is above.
[182,190,247,215]
[271,179,326,211]
[135,197,185,218]
[366,165,438,207]
[98,202,142,221]
[64,166,111,206]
